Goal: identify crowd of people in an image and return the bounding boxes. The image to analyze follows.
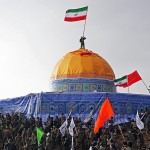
[0,107,149,150]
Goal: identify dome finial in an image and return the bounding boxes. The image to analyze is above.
[79,36,86,49]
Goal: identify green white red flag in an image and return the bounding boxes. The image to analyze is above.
[114,70,142,88]
[114,75,128,87]
[64,6,88,22]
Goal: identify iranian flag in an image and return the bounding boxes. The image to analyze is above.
[114,71,142,88]
[114,76,128,87]
[64,6,88,22]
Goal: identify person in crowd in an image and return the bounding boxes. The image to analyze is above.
[5,138,16,150]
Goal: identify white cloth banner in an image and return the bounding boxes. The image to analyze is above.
[59,119,68,137]
[136,110,144,130]
[69,117,75,137]
[89,146,92,150]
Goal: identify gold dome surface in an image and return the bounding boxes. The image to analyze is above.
[50,48,115,80]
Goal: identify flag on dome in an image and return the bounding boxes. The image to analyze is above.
[64,6,88,22]
[114,70,141,88]
[94,98,114,134]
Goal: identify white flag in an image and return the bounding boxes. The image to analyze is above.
[59,119,68,136]
[89,146,92,150]
[84,110,93,123]
[136,110,144,130]
[69,117,75,136]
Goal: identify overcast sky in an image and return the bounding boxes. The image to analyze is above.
[0,0,150,99]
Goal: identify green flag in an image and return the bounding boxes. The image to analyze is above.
[36,127,44,145]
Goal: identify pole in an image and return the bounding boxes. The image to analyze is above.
[118,124,125,141]
[79,95,103,120]
[40,92,42,118]
[71,136,74,150]
[83,6,88,37]
[127,76,130,93]
[141,79,150,93]
[68,109,72,119]
[141,112,146,120]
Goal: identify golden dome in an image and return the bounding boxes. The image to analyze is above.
[50,48,115,80]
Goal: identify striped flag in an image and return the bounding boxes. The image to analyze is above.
[114,71,141,88]
[64,6,88,22]
[114,75,127,87]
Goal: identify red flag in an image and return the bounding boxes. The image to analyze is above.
[94,98,114,134]
[124,70,141,87]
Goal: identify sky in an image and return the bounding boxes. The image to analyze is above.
[0,0,150,99]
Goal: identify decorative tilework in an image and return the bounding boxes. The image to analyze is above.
[102,85,107,92]
[52,85,57,91]
[133,104,138,114]
[41,104,47,114]
[89,104,95,111]
[126,103,132,114]
[50,104,55,113]
[107,85,111,92]
[80,104,86,113]
[75,84,83,92]
[89,84,97,91]
[62,84,69,92]
[70,84,75,92]
[120,103,125,115]
[0,92,150,124]
[58,104,65,113]
[112,86,116,92]
[52,83,116,92]
[66,102,77,114]
[50,78,116,92]
[83,83,89,92]
[113,102,118,113]
[58,84,62,92]
[97,84,102,91]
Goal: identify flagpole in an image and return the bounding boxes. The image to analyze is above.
[118,124,125,141]
[71,136,74,150]
[68,109,72,119]
[141,78,150,93]
[79,95,103,120]
[83,6,88,37]
[69,117,75,150]
[141,112,146,120]
[127,76,130,93]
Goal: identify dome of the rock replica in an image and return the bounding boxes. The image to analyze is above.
[50,48,116,92]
